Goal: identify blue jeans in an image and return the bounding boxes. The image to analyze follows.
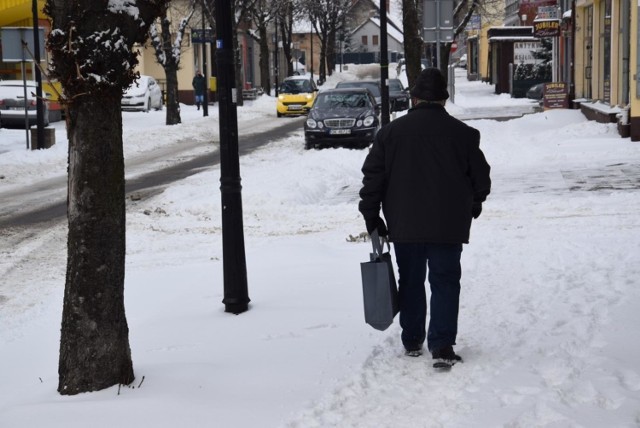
[393,242,462,352]
[195,94,204,104]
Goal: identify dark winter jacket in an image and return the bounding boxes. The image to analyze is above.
[359,102,491,243]
[192,74,206,95]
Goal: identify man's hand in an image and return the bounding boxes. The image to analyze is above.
[472,203,482,219]
[365,217,388,237]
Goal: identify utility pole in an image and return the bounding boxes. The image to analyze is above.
[201,0,209,116]
[215,0,250,314]
[32,0,44,149]
[380,0,390,125]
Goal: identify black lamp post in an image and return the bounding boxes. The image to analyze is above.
[215,0,250,314]
[201,0,209,117]
[379,0,390,126]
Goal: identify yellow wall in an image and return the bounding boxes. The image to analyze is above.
[0,0,45,27]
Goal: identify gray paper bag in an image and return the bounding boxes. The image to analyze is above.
[360,230,399,331]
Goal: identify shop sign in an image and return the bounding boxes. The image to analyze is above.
[543,82,569,109]
[533,19,561,37]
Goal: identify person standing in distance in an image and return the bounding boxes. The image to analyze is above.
[192,71,205,110]
[358,68,491,364]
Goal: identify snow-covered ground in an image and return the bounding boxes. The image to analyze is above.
[1,67,639,427]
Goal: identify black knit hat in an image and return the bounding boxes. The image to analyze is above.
[410,67,449,101]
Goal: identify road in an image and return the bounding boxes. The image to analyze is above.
[0,116,305,229]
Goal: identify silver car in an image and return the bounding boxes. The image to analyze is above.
[0,80,50,128]
[121,75,163,112]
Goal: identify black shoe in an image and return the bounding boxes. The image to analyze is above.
[431,345,463,363]
[404,343,423,357]
[405,348,423,357]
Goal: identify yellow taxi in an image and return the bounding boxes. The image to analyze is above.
[276,76,318,117]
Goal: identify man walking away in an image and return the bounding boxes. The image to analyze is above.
[192,71,205,110]
[358,68,491,367]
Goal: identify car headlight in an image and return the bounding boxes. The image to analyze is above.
[363,116,375,127]
[306,118,317,128]
[278,95,285,101]
[317,121,324,129]
[306,94,313,100]
[356,119,363,127]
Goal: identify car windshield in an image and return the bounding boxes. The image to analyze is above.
[389,80,404,91]
[316,93,371,109]
[280,79,312,94]
[336,82,380,97]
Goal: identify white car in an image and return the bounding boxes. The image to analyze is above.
[121,75,163,112]
[291,61,306,76]
[0,80,50,128]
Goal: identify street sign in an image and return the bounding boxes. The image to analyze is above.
[1,27,45,62]
[422,0,454,43]
[191,29,214,43]
[466,14,481,31]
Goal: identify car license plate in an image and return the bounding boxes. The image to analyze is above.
[330,129,351,135]
[287,104,302,110]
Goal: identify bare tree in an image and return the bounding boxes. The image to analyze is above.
[300,0,349,83]
[230,0,257,106]
[402,0,423,90]
[246,0,278,95]
[276,0,295,78]
[149,0,197,125]
[44,0,166,395]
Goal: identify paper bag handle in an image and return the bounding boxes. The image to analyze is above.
[370,229,390,258]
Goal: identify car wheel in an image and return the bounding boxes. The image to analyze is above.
[155,97,163,111]
[144,98,150,112]
[277,111,283,117]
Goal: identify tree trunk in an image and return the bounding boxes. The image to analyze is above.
[234,36,244,107]
[59,93,133,395]
[439,44,452,80]
[327,29,336,76]
[318,29,328,84]
[258,25,271,95]
[277,20,291,77]
[165,64,181,124]
[161,17,182,125]
[45,0,164,395]
[402,0,423,90]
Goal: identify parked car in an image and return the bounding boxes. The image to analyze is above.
[396,58,431,76]
[336,79,408,112]
[291,61,306,76]
[335,80,382,107]
[0,80,50,128]
[304,87,380,150]
[457,54,467,68]
[121,75,163,112]
[388,78,410,112]
[276,75,318,117]
[526,82,544,100]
